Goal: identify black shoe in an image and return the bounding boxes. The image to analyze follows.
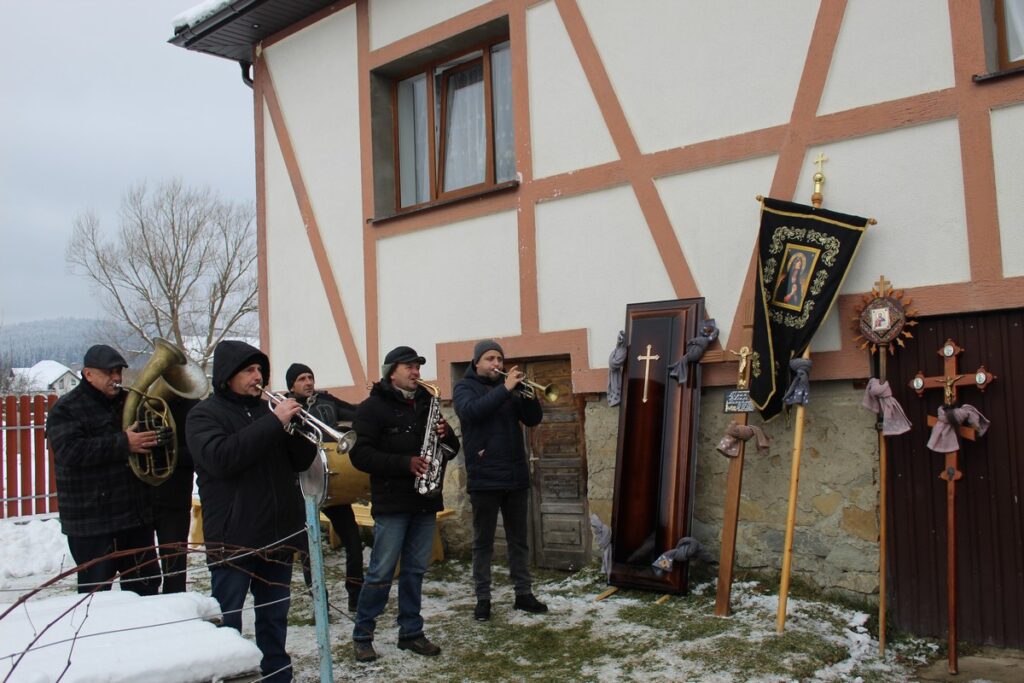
[353,640,378,663]
[397,636,441,656]
[474,599,491,621]
[514,593,548,613]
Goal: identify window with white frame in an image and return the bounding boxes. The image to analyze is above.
[370,18,515,218]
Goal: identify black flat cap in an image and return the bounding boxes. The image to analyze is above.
[83,344,128,370]
[383,346,426,365]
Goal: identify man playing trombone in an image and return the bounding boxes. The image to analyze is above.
[349,346,460,663]
[453,339,547,622]
[185,341,316,683]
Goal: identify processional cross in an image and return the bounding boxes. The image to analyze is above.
[637,344,660,403]
[909,339,996,674]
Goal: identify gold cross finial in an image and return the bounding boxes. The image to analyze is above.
[874,275,891,296]
[814,152,828,174]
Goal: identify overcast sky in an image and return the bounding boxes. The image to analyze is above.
[0,0,255,326]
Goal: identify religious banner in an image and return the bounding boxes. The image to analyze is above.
[750,197,869,420]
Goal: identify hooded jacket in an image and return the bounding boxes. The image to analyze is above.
[185,340,316,555]
[46,379,152,537]
[349,380,460,515]
[453,364,543,492]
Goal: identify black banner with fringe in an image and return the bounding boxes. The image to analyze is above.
[750,197,868,420]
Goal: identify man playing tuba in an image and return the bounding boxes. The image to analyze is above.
[46,344,162,595]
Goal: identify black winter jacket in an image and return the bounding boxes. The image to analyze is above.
[185,341,316,555]
[47,380,152,537]
[453,366,543,492]
[349,381,460,515]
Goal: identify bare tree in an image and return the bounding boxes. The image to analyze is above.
[67,180,257,370]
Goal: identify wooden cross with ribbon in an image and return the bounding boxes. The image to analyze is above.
[909,338,996,674]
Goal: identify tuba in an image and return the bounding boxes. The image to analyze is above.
[121,338,209,486]
[414,380,456,497]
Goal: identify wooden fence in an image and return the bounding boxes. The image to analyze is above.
[1,394,58,518]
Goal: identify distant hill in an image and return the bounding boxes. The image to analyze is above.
[0,318,144,367]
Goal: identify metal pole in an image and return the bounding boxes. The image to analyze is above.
[304,495,334,683]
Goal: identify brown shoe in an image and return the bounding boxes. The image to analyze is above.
[397,635,441,656]
[353,640,378,662]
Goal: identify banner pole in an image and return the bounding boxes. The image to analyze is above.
[877,349,889,653]
[775,345,811,633]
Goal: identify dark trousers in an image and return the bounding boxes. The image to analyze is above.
[210,553,294,683]
[66,526,160,596]
[470,488,533,600]
[300,504,364,599]
[153,505,192,593]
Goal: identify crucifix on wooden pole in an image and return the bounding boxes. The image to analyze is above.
[909,339,996,675]
[714,345,754,616]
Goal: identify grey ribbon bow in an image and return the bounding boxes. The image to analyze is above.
[716,422,771,457]
[589,513,613,579]
[861,378,912,435]
[927,404,990,453]
[607,331,628,407]
[652,537,714,575]
[783,357,813,406]
[669,319,719,384]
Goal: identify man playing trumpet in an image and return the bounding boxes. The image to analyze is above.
[454,339,547,622]
[349,346,460,662]
[185,341,316,683]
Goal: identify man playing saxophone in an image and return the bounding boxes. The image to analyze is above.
[349,346,460,663]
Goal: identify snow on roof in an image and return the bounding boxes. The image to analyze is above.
[9,361,76,391]
[172,0,234,31]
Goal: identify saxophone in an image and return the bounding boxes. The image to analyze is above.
[414,379,455,497]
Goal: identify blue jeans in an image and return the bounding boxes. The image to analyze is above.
[470,488,533,600]
[210,552,294,682]
[352,512,435,643]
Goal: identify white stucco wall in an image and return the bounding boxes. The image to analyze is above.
[527,0,618,179]
[655,155,779,344]
[795,119,970,294]
[376,211,521,377]
[577,0,818,153]
[536,185,675,369]
[991,102,1024,278]
[263,103,353,389]
[368,0,489,50]
[818,0,955,115]
[264,7,367,375]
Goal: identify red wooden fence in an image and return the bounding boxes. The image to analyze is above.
[1,394,58,518]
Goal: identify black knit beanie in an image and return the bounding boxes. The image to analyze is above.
[286,363,313,390]
[472,339,504,366]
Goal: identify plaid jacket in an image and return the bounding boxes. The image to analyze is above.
[46,381,152,537]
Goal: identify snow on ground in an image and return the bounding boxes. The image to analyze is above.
[1,516,932,682]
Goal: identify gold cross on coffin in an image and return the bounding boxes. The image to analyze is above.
[637,344,660,404]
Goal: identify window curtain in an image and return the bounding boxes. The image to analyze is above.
[491,42,515,183]
[442,63,485,193]
[397,74,429,207]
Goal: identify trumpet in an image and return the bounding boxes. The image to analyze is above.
[260,386,357,453]
[494,369,560,402]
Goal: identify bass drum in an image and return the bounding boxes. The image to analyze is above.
[324,441,371,506]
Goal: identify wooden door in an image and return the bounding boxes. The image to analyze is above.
[522,358,590,571]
